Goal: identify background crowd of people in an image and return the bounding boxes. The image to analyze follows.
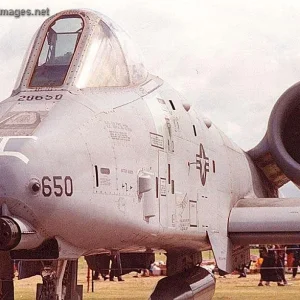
[256,245,300,286]
[85,245,300,288]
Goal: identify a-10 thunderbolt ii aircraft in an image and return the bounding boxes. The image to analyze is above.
[2,8,300,300]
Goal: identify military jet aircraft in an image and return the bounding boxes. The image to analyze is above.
[1,8,300,300]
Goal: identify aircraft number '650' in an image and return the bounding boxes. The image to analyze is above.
[42,176,73,197]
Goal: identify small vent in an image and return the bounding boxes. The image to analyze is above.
[94,165,99,187]
[171,180,174,194]
[100,168,110,175]
[169,100,176,110]
[193,125,197,136]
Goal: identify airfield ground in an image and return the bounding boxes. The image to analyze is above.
[14,256,300,299]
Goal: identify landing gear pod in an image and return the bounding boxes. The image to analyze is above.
[0,216,21,250]
[150,266,215,300]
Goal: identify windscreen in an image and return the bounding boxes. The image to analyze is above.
[30,16,83,87]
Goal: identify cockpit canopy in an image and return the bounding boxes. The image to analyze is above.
[14,9,148,92]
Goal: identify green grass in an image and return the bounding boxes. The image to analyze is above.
[213,274,299,300]
[13,257,300,299]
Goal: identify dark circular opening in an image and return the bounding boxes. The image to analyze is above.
[31,182,41,193]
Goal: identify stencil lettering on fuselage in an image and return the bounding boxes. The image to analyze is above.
[160,178,166,196]
[150,132,164,149]
[176,193,190,231]
[105,121,132,142]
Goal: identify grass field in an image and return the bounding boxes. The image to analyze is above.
[13,256,300,299]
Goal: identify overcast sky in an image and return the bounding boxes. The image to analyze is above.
[1,0,300,195]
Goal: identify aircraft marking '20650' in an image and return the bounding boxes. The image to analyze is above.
[1,8,300,300]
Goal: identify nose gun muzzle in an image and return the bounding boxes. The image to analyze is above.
[0,216,45,251]
[0,216,21,250]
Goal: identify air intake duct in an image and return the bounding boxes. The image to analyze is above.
[249,81,300,187]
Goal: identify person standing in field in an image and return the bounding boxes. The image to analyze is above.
[286,245,295,272]
[291,245,300,279]
[109,252,124,282]
[258,246,269,286]
[275,245,287,285]
[258,245,284,286]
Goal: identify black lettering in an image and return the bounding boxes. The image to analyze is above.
[65,176,73,196]
[53,176,63,197]
[18,96,26,101]
[45,95,53,100]
[42,176,52,197]
[27,95,34,101]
